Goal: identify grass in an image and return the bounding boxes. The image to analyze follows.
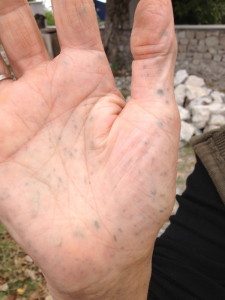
[0,146,196,299]
[0,224,46,300]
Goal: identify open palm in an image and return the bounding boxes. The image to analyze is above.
[0,0,180,299]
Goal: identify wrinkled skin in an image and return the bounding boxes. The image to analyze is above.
[0,0,180,299]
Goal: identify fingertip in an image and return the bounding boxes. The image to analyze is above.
[131,0,176,60]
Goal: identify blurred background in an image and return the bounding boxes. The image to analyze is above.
[0,1,225,299]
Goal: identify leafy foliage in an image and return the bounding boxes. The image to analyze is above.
[173,0,225,24]
[45,10,55,26]
[0,224,46,299]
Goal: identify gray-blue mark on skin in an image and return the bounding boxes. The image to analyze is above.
[157,89,165,96]
[79,2,88,16]
[0,189,10,202]
[157,121,164,128]
[94,220,100,230]
[160,171,168,177]
[144,140,150,146]
[113,235,117,242]
[63,148,74,159]
[160,29,169,38]
[150,190,157,197]
[57,177,63,189]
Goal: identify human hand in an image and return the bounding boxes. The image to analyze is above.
[0,0,179,299]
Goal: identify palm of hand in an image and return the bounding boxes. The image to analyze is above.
[0,0,179,297]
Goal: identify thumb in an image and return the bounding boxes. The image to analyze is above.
[131,0,177,104]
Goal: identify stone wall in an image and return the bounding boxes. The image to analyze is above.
[176,25,225,91]
[101,25,225,90]
[1,24,225,91]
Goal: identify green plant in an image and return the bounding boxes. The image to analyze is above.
[45,10,55,26]
[173,0,225,24]
[0,224,46,299]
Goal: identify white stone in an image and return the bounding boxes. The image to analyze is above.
[0,50,9,65]
[25,255,33,263]
[180,121,196,143]
[188,96,212,109]
[204,53,212,60]
[198,40,206,52]
[206,36,219,47]
[45,296,53,300]
[209,47,217,55]
[25,269,37,281]
[209,114,225,127]
[191,105,210,129]
[180,38,189,45]
[221,36,225,48]
[211,91,225,103]
[177,31,186,39]
[186,86,211,100]
[175,84,186,106]
[208,103,225,115]
[213,55,222,62]
[0,283,8,292]
[174,70,189,86]
[185,75,205,87]
[178,106,190,121]
[196,31,206,39]
[194,127,203,136]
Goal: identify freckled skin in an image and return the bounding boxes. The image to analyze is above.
[94,220,100,230]
[0,0,180,299]
[157,89,165,96]
[156,121,164,128]
[0,190,10,202]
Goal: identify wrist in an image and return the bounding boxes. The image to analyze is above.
[49,260,151,300]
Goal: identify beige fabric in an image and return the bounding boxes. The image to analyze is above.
[191,126,225,205]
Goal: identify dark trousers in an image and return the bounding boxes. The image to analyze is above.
[149,157,225,299]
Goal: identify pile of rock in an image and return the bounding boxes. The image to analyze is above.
[116,71,225,146]
[175,70,225,146]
